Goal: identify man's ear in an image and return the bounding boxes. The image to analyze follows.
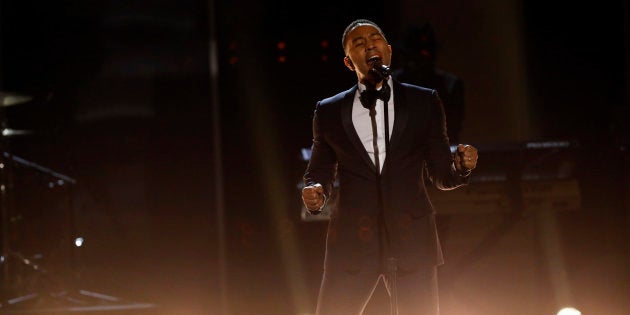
[344,56,355,71]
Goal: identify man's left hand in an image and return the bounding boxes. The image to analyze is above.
[454,144,478,172]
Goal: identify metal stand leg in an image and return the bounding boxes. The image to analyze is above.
[387,257,398,315]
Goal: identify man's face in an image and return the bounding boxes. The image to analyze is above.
[343,24,392,85]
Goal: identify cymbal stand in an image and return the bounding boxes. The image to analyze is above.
[0,151,96,309]
[0,149,156,312]
[0,101,78,306]
[0,106,46,303]
[0,105,14,296]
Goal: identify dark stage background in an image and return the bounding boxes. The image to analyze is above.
[0,0,629,314]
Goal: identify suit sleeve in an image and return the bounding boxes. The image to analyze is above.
[424,90,470,190]
[303,102,337,198]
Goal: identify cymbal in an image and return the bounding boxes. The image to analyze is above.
[1,128,35,137]
[0,92,33,107]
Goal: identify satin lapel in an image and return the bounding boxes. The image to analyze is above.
[341,85,378,173]
[386,80,408,162]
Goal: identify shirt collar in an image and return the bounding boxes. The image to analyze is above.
[358,77,392,94]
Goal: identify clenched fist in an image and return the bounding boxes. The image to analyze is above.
[454,144,478,172]
[302,183,325,212]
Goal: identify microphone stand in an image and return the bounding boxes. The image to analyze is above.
[364,68,398,315]
[380,80,397,315]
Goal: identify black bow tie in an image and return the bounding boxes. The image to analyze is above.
[359,83,390,110]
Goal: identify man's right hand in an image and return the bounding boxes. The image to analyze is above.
[302,183,325,211]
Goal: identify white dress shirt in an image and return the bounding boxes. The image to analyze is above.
[352,77,395,172]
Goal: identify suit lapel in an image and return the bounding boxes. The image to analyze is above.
[341,85,379,173]
[388,80,408,151]
[382,80,408,175]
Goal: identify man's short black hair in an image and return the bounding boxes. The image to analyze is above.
[341,19,388,53]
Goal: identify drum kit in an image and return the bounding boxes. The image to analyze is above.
[0,91,80,309]
[0,91,60,304]
[0,91,156,312]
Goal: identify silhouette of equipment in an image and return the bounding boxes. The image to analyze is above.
[0,92,155,312]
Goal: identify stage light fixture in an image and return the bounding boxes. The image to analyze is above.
[557,307,581,315]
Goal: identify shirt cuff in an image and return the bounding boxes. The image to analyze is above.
[452,161,472,178]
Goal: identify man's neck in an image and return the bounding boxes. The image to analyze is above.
[362,77,388,91]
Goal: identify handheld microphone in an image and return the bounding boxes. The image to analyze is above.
[368,56,391,79]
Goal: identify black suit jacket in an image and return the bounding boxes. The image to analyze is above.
[304,79,469,273]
